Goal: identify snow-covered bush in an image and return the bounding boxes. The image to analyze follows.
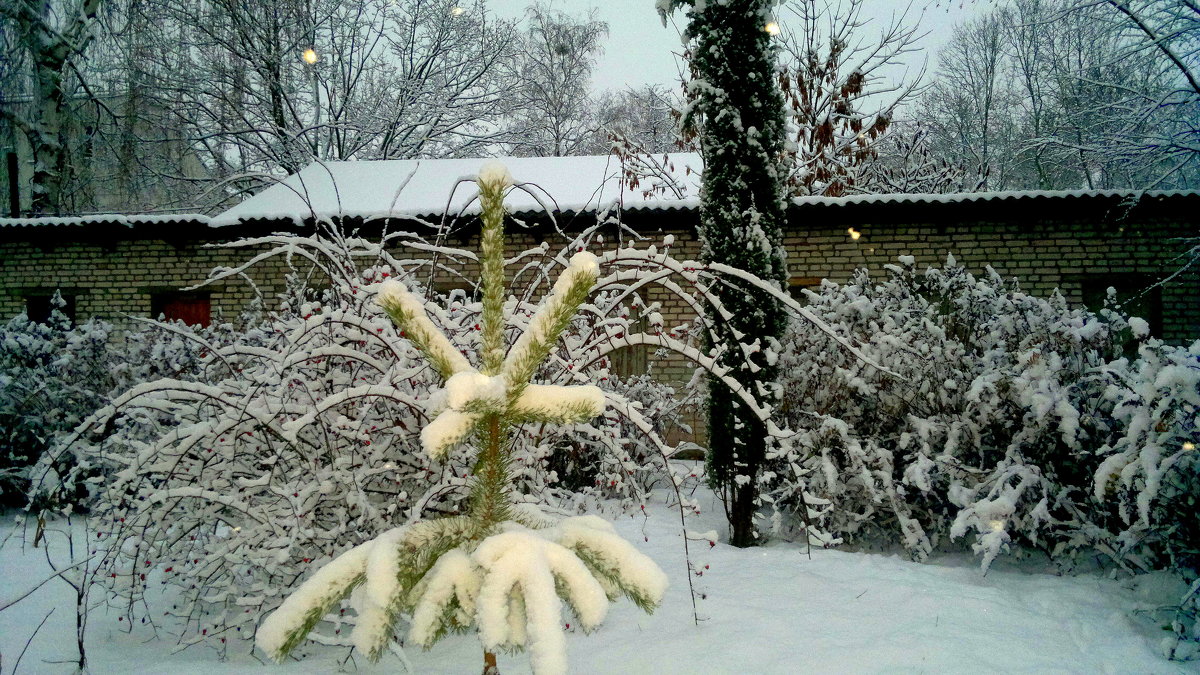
[1096,340,1200,659]
[770,256,1190,573]
[13,301,255,510]
[0,295,119,505]
[37,245,483,647]
[1095,339,1200,573]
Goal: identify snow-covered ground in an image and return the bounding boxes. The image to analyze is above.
[2,494,1196,675]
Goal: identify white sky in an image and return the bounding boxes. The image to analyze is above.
[483,0,989,94]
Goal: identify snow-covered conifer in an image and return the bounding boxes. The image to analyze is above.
[660,0,791,547]
[258,164,667,674]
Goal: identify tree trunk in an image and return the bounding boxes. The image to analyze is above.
[29,69,71,216]
[6,0,103,216]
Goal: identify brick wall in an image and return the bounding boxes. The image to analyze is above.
[0,234,288,329]
[781,201,1199,345]
[1,194,1196,447]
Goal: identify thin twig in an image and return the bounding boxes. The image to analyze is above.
[13,607,55,675]
[0,558,92,612]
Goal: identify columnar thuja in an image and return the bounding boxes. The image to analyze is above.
[256,163,667,675]
[660,0,792,547]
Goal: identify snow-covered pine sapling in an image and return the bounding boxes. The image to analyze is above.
[257,162,667,675]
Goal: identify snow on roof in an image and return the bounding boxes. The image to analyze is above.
[2,169,1193,231]
[210,154,703,227]
[0,213,210,228]
[791,188,1198,208]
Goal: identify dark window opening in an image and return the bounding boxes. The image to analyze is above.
[152,291,211,327]
[788,276,823,302]
[432,280,475,299]
[1080,274,1163,338]
[25,294,76,324]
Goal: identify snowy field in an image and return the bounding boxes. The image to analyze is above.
[2,495,1197,675]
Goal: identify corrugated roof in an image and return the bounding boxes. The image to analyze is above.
[0,213,211,229]
[1,154,1195,231]
[790,189,1198,208]
[210,154,703,226]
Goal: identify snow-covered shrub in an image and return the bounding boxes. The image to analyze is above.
[1095,339,1200,659]
[772,256,1137,569]
[773,256,1200,659]
[0,295,118,505]
[1095,339,1200,572]
[39,242,468,649]
[16,302,256,510]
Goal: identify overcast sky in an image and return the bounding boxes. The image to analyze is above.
[483,0,989,94]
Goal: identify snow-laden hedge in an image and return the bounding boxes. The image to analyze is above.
[0,295,222,506]
[0,300,108,505]
[772,256,1199,580]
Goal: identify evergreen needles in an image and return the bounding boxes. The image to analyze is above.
[256,162,667,675]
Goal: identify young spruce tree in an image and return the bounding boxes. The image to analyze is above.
[660,0,790,546]
[256,163,666,675]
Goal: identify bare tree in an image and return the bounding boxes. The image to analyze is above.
[919,0,1198,191]
[778,0,926,196]
[919,10,1022,190]
[1000,0,1065,189]
[0,0,103,215]
[118,0,520,200]
[593,84,682,155]
[506,4,608,157]
[1061,0,1200,187]
[862,120,988,193]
